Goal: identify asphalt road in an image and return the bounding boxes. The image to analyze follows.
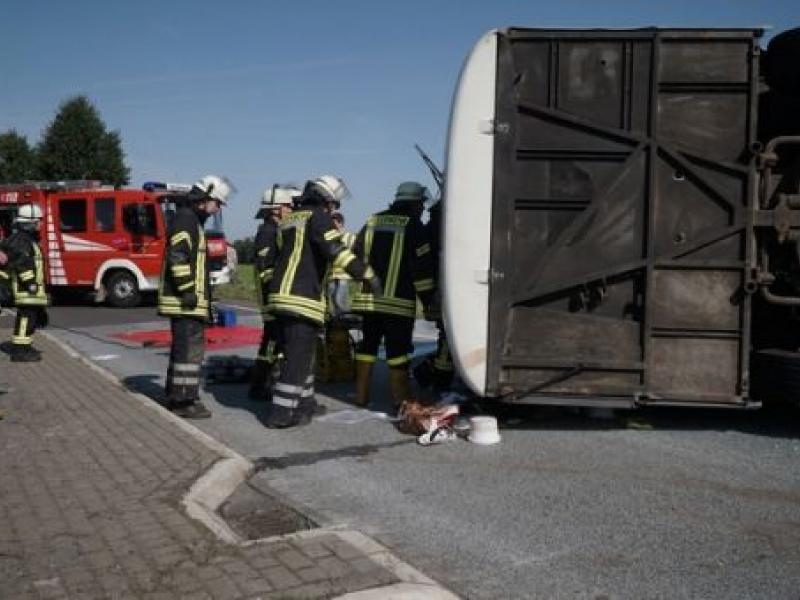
[9,301,800,600]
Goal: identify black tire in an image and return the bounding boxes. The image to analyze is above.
[105,270,141,308]
[765,28,800,95]
[750,348,800,405]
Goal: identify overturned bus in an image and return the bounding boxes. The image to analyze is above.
[442,27,800,409]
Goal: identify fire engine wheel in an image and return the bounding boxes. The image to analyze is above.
[105,271,141,308]
[750,349,800,405]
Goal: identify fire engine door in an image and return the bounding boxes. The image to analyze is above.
[122,203,160,254]
[122,202,162,282]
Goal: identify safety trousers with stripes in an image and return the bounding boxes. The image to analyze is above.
[269,316,318,424]
[355,313,415,367]
[165,317,205,405]
[12,306,39,348]
[432,320,454,389]
[254,318,281,371]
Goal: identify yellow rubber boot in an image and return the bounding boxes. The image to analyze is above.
[388,366,412,412]
[354,360,373,407]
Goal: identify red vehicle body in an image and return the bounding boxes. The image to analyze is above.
[0,180,232,307]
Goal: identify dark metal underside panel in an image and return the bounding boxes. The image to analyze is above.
[488,28,760,405]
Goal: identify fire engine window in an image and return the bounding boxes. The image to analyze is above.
[123,203,157,237]
[94,198,115,232]
[59,199,87,232]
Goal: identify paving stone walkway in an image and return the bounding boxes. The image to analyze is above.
[0,331,404,599]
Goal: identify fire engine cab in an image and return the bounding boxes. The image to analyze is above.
[0,180,233,307]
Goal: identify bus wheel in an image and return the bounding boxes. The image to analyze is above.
[106,271,141,308]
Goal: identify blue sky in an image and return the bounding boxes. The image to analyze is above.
[1,0,796,240]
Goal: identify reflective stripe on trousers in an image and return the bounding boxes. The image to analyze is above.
[166,317,205,402]
[271,317,318,410]
[12,307,38,346]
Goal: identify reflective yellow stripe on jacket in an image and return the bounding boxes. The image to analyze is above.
[12,243,48,306]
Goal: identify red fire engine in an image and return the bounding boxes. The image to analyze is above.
[0,180,233,307]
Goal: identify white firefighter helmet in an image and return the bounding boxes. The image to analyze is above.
[311,174,350,205]
[265,184,300,207]
[256,184,300,218]
[15,203,43,223]
[192,174,235,205]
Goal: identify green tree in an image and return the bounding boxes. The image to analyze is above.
[233,237,255,264]
[37,95,130,187]
[0,130,37,183]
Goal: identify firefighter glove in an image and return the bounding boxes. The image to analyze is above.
[27,283,38,295]
[182,291,198,309]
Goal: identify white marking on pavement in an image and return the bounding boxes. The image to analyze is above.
[91,354,120,361]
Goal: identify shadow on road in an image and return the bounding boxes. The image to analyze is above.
[253,439,413,471]
[122,374,170,407]
[482,401,800,440]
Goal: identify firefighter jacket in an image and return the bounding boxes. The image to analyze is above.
[254,219,280,320]
[330,230,357,281]
[424,201,443,320]
[2,230,49,306]
[268,205,374,326]
[351,203,434,318]
[157,206,210,319]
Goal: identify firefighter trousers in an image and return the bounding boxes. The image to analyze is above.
[254,319,281,372]
[251,318,283,398]
[12,306,40,348]
[432,320,454,389]
[356,313,414,367]
[166,317,205,405]
[267,316,318,427]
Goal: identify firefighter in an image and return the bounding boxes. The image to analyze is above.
[0,247,9,308]
[3,204,49,362]
[419,198,454,393]
[265,175,381,428]
[249,184,299,400]
[158,174,234,419]
[351,181,435,411]
[328,211,357,319]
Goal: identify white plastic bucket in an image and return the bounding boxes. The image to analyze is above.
[467,416,501,445]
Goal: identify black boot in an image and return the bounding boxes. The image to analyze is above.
[298,398,327,425]
[264,403,301,428]
[171,400,212,419]
[11,346,42,363]
[248,360,271,400]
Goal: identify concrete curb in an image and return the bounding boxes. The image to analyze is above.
[41,330,252,545]
[41,330,460,599]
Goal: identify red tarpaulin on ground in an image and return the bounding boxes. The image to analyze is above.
[112,326,263,350]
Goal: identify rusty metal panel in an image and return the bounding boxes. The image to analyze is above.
[649,338,740,398]
[650,270,742,330]
[489,28,760,405]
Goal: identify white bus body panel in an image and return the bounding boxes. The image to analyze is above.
[442,31,498,397]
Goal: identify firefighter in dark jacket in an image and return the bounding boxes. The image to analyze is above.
[158,174,234,419]
[416,198,454,392]
[351,182,435,410]
[266,175,381,428]
[3,204,49,362]
[249,184,299,400]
